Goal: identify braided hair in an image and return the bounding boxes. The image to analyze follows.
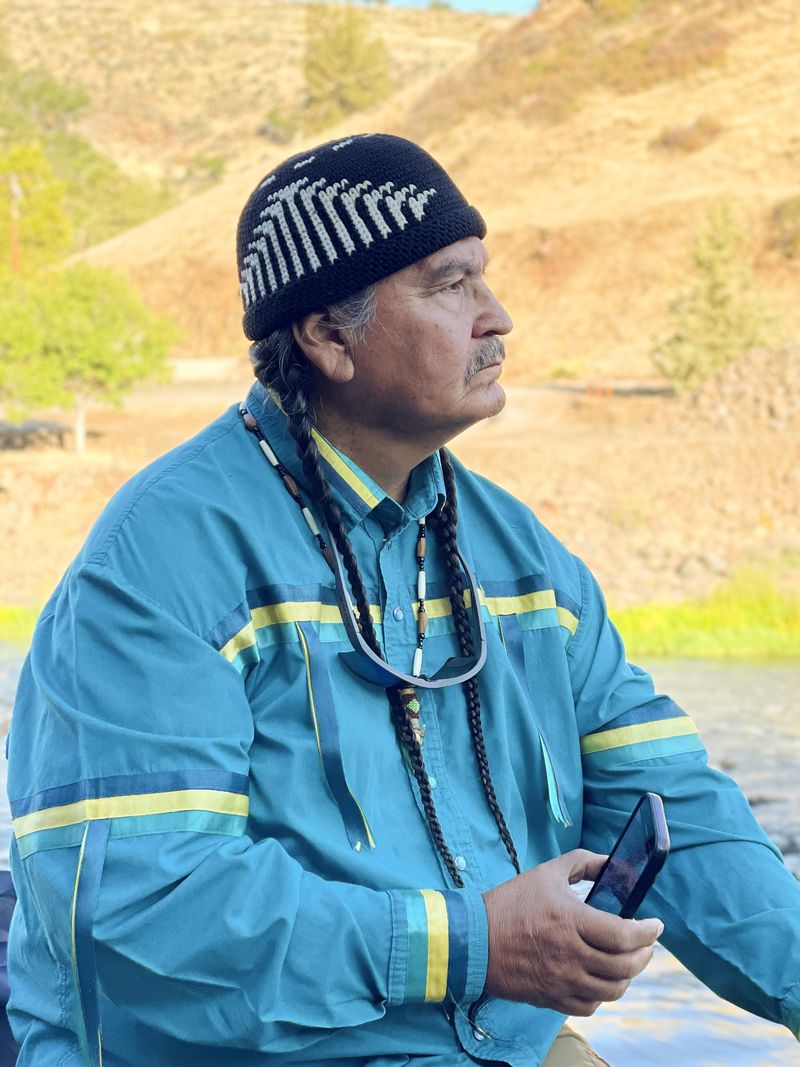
[429,454,520,875]
[250,292,520,884]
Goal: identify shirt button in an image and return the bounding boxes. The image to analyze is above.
[392,606,404,621]
[429,776,438,789]
[454,856,467,871]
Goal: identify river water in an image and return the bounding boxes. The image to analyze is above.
[0,649,798,1064]
[577,660,800,1067]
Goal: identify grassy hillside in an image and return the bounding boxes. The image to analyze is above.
[1,0,508,186]
[409,0,797,379]
[0,38,174,249]
[404,0,736,136]
[14,0,798,379]
[398,0,800,380]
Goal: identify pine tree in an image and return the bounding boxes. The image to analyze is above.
[304,3,392,132]
[651,204,783,392]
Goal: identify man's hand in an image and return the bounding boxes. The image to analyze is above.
[481,849,663,1017]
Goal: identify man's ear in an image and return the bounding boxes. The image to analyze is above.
[292,312,355,385]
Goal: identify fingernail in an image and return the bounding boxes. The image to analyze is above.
[656,921,665,938]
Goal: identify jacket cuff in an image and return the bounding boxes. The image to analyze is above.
[782,984,800,1040]
[386,888,488,1006]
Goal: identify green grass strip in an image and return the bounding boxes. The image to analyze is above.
[0,606,40,650]
[3,567,799,662]
[613,569,800,661]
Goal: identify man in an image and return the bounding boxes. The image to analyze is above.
[6,134,800,1067]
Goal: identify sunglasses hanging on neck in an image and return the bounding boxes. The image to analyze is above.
[325,521,488,690]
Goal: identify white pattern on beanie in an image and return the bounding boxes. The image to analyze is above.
[240,177,438,306]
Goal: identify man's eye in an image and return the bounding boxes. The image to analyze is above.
[444,279,464,291]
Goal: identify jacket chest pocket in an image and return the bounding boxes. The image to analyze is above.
[499,610,580,832]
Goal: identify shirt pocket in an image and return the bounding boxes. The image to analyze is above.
[481,575,583,834]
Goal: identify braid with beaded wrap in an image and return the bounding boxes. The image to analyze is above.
[251,325,520,886]
[278,369,466,887]
[432,450,521,875]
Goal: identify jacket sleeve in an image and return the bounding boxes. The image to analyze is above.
[567,556,800,1039]
[8,560,487,1055]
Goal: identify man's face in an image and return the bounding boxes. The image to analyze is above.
[336,236,513,446]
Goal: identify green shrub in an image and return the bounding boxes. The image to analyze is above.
[595,0,647,19]
[547,358,587,381]
[0,61,88,140]
[650,205,783,392]
[0,45,174,249]
[0,605,40,649]
[183,153,226,191]
[303,3,392,132]
[257,107,301,145]
[45,131,173,248]
[0,142,72,273]
[0,262,177,453]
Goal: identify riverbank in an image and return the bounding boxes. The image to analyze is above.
[1,379,798,646]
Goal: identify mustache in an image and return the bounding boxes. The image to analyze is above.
[466,336,505,379]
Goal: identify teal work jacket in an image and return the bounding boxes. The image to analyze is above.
[7,383,800,1066]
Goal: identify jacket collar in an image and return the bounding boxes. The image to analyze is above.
[245,381,446,534]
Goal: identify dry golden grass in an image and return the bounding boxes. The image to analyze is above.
[402,1,732,136]
[1,0,507,184]
[5,0,798,382]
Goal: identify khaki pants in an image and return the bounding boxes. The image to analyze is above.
[541,1025,611,1067]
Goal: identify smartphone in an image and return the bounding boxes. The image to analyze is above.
[584,792,670,919]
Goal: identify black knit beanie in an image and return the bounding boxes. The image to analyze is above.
[236,133,487,341]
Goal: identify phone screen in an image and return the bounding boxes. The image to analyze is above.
[586,804,655,915]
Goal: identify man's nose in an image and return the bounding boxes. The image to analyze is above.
[475,282,513,338]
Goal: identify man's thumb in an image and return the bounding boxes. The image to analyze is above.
[563,848,609,885]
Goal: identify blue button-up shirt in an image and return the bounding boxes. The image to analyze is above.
[7,383,800,1065]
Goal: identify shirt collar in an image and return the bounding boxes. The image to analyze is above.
[245,382,446,534]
